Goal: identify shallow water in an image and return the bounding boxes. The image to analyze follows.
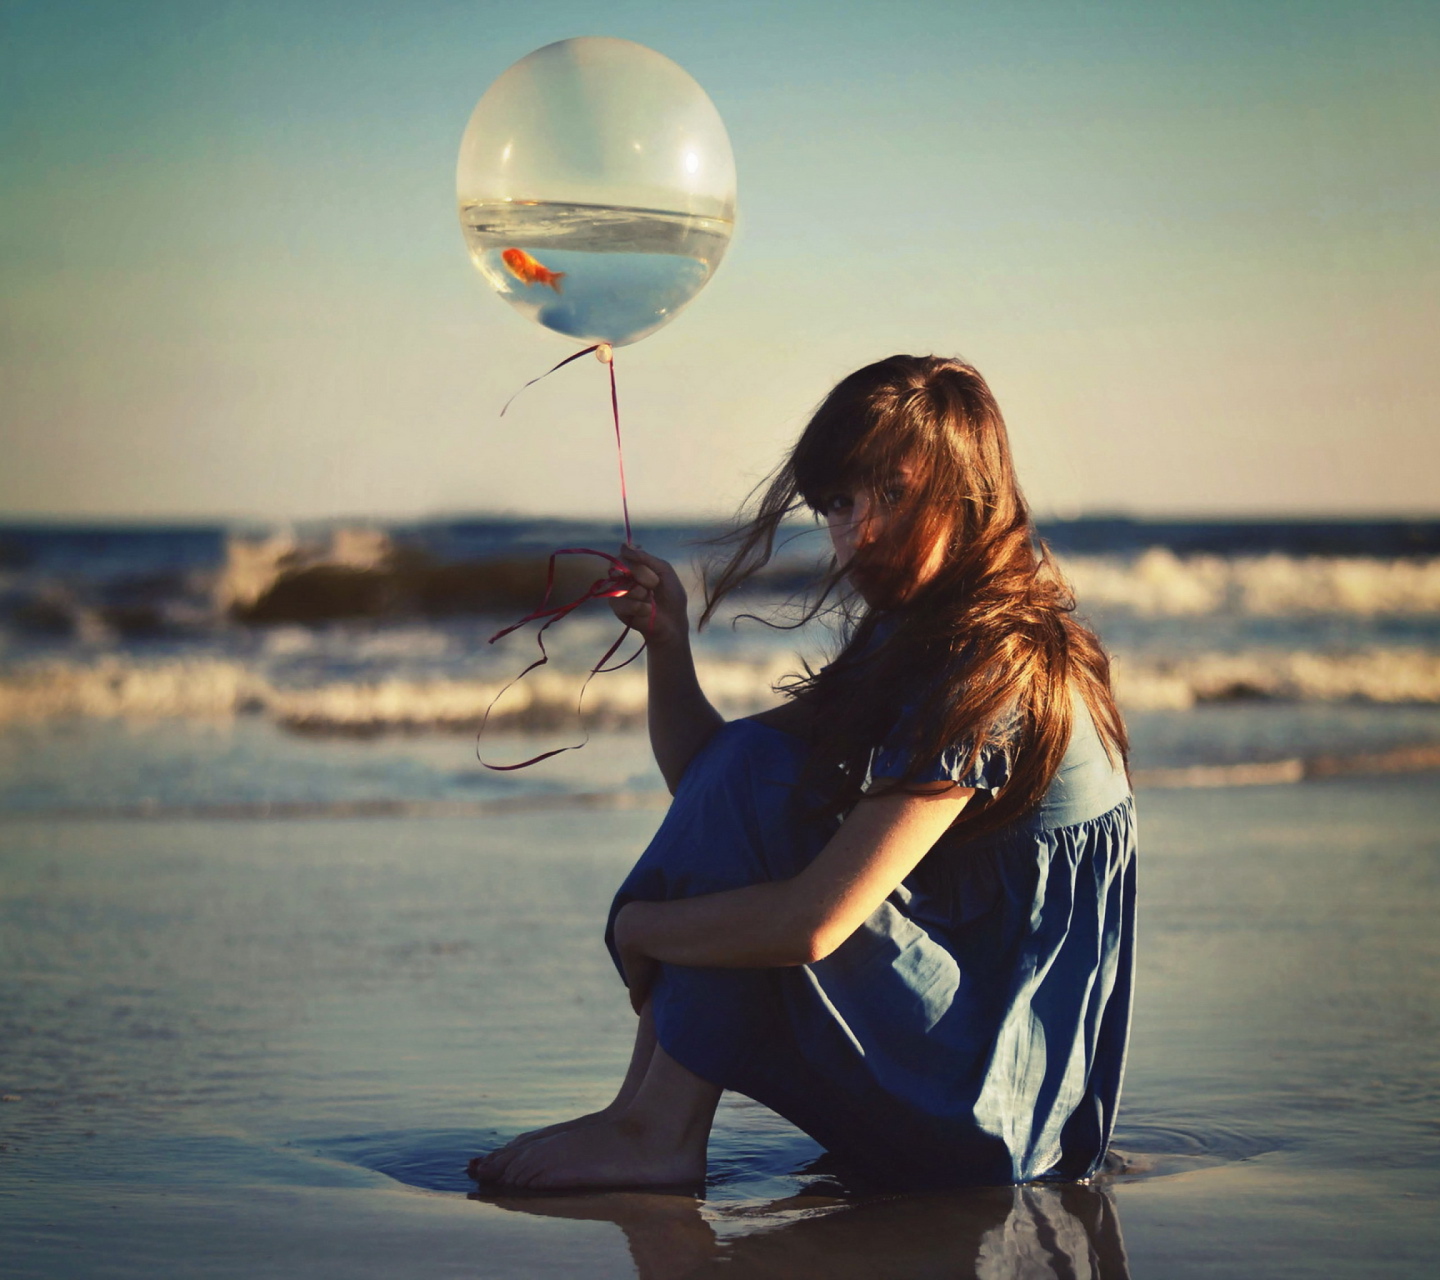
[4,703,1440,819]
[2,755,1438,1277]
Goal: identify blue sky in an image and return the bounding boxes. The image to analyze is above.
[2,0,1436,520]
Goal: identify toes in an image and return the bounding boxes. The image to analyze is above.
[486,1144,528,1175]
[502,1150,536,1188]
[525,1159,578,1191]
[468,1149,510,1182]
[469,1130,539,1181]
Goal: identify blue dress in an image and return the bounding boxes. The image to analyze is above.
[605,690,1136,1188]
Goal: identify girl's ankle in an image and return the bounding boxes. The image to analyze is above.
[618,1099,715,1151]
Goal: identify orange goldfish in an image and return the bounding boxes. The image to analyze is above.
[501,247,565,294]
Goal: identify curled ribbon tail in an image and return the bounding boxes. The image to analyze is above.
[476,547,647,771]
[499,344,603,418]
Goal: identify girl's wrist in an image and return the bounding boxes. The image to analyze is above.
[643,625,692,657]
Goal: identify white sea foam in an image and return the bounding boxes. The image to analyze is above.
[1112,647,1440,710]
[0,658,270,723]
[3,648,1439,729]
[1060,551,1440,616]
[271,653,800,733]
[0,655,793,730]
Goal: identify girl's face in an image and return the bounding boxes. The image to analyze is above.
[821,467,946,605]
[822,486,884,587]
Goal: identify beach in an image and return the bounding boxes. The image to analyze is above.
[3,519,1439,1275]
[2,741,1437,1277]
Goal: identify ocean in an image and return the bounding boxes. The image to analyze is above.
[2,516,1438,1276]
[3,515,1439,783]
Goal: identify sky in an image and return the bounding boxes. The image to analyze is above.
[2,0,1437,523]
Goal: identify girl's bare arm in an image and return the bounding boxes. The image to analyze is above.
[611,782,973,1006]
[609,545,724,793]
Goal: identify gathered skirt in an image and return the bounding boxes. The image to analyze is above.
[606,713,1136,1187]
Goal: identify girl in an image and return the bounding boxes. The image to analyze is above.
[470,355,1135,1191]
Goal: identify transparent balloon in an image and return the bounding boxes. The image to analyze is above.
[457,37,736,347]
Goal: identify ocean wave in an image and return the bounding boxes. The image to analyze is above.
[1131,744,1440,789]
[1112,647,1440,710]
[1062,550,1440,617]
[5,543,1439,646]
[0,658,269,722]
[3,648,1439,730]
[0,655,795,732]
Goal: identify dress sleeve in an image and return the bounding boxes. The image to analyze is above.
[865,702,1016,795]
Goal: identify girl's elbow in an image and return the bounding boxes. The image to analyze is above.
[799,938,832,965]
[798,922,847,965]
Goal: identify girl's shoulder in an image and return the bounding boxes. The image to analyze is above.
[870,680,1128,829]
[1031,690,1131,830]
[865,680,1020,797]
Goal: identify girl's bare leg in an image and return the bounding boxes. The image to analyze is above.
[468,1004,658,1181]
[481,1035,722,1191]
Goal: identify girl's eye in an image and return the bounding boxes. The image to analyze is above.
[822,493,853,515]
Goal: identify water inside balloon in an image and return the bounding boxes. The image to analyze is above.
[461,199,732,346]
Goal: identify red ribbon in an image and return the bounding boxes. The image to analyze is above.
[479,346,646,770]
[501,342,632,542]
[477,548,647,770]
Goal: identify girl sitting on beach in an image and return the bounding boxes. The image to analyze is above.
[469,355,1136,1191]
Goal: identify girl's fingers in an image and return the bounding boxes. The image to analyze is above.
[622,545,671,578]
[627,564,661,590]
[611,547,682,640]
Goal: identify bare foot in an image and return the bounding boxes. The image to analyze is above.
[467,1108,617,1182]
[480,1114,707,1191]
[472,1002,663,1182]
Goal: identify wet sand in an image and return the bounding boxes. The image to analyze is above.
[2,773,1438,1277]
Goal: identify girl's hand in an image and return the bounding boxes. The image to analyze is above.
[613,901,660,1015]
[609,544,689,650]
[621,950,659,1016]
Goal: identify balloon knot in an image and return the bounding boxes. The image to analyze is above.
[595,343,614,364]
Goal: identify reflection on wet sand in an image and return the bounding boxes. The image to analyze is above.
[472,1180,1129,1280]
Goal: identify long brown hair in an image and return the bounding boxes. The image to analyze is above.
[701,355,1127,836]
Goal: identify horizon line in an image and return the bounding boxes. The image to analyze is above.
[3,509,1440,530]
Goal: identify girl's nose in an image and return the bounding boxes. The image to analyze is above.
[851,493,883,546]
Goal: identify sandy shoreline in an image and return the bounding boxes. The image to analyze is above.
[2,775,1438,1276]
